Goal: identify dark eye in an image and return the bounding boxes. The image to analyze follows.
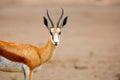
[50,32,52,35]
[59,32,61,35]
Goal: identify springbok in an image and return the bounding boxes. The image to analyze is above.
[0,8,68,80]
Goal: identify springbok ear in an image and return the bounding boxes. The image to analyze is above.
[61,16,68,27]
[43,16,48,27]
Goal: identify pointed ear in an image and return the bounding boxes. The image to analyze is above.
[43,16,48,28]
[61,16,68,27]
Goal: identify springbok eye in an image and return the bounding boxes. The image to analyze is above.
[59,32,61,35]
[50,32,52,35]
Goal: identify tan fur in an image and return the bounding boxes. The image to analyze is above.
[0,39,56,70]
[53,28,59,33]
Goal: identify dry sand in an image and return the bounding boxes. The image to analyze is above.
[0,4,120,80]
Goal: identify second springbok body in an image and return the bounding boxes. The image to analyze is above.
[0,9,68,80]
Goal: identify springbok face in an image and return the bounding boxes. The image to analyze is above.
[43,8,68,46]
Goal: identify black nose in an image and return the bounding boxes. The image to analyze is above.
[54,42,58,46]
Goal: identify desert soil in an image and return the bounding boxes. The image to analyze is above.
[0,4,120,80]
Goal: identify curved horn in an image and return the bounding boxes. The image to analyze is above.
[47,10,54,27]
[57,8,64,27]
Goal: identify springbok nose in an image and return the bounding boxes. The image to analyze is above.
[54,42,59,46]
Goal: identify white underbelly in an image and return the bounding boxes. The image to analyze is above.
[0,56,24,72]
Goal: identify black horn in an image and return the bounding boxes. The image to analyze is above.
[47,10,54,27]
[57,8,64,27]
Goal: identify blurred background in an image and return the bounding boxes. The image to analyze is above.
[0,0,120,6]
[0,0,120,80]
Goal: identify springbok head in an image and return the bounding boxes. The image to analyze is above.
[43,8,68,46]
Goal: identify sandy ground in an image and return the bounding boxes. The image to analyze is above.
[0,4,120,80]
